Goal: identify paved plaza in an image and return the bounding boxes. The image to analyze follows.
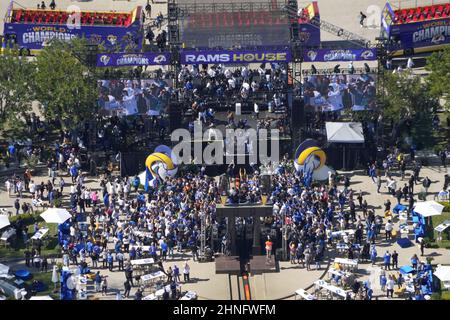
[0,0,449,303]
[1,163,448,300]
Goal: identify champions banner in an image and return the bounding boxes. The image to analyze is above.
[96,52,171,67]
[303,48,377,62]
[389,19,450,48]
[180,49,292,65]
[3,23,143,51]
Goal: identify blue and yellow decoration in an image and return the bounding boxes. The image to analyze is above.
[144,145,178,191]
[294,139,333,183]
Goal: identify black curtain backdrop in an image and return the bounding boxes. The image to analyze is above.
[120,152,149,177]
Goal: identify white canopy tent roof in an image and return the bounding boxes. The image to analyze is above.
[40,208,72,224]
[326,122,365,144]
[29,295,54,300]
[0,215,10,230]
[0,263,9,275]
[434,265,450,282]
[413,201,444,217]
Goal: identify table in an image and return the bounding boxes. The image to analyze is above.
[334,258,358,271]
[31,228,49,240]
[180,291,197,300]
[393,204,407,214]
[294,288,316,300]
[130,258,155,266]
[331,229,355,238]
[155,283,181,299]
[77,275,88,300]
[314,280,349,299]
[336,243,361,253]
[328,267,352,278]
[1,228,16,242]
[141,271,165,285]
[442,281,450,289]
[399,265,415,275]
[399,224,409,238]
[14,279,24,286]
[129,245,151,252]
[143,293,158,300]
[435,220,450,241]
[133,231,153,238]
[0,263,9,275]
[399,212,408,222]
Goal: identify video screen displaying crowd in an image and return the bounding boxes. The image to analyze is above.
[97,79,173,117]
[302,74,377,112]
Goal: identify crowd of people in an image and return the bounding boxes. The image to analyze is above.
[302,73,377,112]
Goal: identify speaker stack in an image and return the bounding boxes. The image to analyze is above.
[168,103,183,131]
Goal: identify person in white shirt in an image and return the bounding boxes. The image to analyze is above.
[16,180,23,198]
[29,180,36,195]
[407,57,414,69]
[70,226,76,242]
[183,262,190,282]
[5,179,11,197]
[123,182,130,200]
[384,220,393,241]
[386,276,395,298]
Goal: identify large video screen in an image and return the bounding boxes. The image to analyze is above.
[177,0,290,48]
[302,74,377,112]
[97,79,172,116]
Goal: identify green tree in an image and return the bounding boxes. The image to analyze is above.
[33,38,98,130]
[0,47,35,137]
[425,47,450,105]
[378,70,439,149]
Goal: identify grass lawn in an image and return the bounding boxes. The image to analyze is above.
[428,210,450,249]
[25,270,60,300]
[0,222,61,260]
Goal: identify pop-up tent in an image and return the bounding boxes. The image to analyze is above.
[326,122,364,143]
[413,201,444,217]
[40,208,71,224]
[434,265,450,281]
[325,122,365,170]
[0,215,10,230]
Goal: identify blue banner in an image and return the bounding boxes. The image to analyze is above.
[180,49,292,65]
[303,48,377,62]
[389,18,450,49]
[3,22,143,51]
[96,52,171,67]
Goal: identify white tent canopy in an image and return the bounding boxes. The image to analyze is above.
[40,208,72,224]
[29,295,54,300]
[413,201,444,217]
[0,263,9,275]
[326,122,365,144]
[0,215,10,230]
[434,265,450,282]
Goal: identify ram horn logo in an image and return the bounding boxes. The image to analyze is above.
[153,55,167,64]
[431,34,445,44]
[107,35,117,44]
[360,50,375,59]
[293,139,334,182]
[307,50,317,61]
[100,55,111,66]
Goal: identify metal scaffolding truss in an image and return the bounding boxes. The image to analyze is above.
[283,4,371,48]
[177,1,288,18]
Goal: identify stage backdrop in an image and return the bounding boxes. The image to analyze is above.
[120,152,148,177]
[177,0,293,48]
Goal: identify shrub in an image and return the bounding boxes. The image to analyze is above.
[10,212,43,225]
[438,202,450,212]
[441,292,450,300]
